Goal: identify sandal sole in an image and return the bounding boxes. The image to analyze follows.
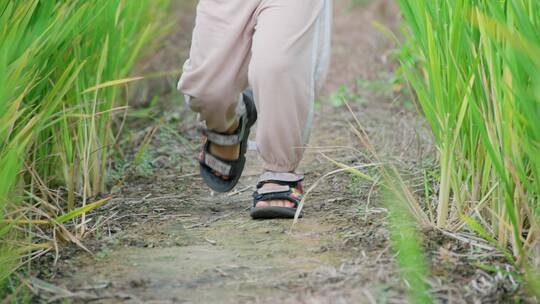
[250,206,302,219]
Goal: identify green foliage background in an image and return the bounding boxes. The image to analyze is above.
[0,0,170,297]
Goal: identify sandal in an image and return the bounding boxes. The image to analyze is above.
[198,91,257,192]
[250,172,304,219]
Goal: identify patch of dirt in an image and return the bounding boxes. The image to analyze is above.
[35,1,527,303]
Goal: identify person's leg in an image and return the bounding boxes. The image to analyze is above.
[178,0,260,182]
[178,0,259,134]
[249,0,332,208]
[250,0,332,172]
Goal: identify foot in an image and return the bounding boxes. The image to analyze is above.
[254,183,296,208]
[208,121,240,179]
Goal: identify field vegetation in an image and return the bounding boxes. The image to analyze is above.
[0,0,170,297]
[395,0,540,299]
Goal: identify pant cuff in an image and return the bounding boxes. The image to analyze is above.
[262,162,298,173]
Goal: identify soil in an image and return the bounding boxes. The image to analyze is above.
[34,1,527,303]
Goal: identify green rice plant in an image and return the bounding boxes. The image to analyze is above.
[398,0,483,230]
[318,103,432,302]
[471,1,540,292]
[398,0,540,296]
[0,0,170,296]
[383,183,432,303]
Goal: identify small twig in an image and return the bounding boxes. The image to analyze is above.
[365,175,381,220]
[85,212,119,236]
[227,185,252,197]
[113,213,151,222]
[215,267,228,277]
[161,213,192,220]
[436,228,495,251]
[185,212,234,229]
[205,238,217,246]
[146,195,187,202]
[76,282,110,291]
[126,193,152,205]
[375,245,391,263]
[162,173,198,179]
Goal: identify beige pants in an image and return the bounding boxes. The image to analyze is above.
[178,0,332,172]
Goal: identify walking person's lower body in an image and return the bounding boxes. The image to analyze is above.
[178,0,332,219]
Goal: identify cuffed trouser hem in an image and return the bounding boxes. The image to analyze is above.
[262,163,299,174]
[183,94,242,133]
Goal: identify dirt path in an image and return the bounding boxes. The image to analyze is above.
[37,1,517,303]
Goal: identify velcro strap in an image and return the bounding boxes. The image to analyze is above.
[258,172,304,184]
[256,185,291,194]
[199,94,248,146]
[204,153,232,176]
[201,129,242,146]
[252,191,302,207]
[253,181,303,207]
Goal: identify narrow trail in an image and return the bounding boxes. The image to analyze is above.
[45,1,430,303]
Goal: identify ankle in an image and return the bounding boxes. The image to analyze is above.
[224,120,240,135]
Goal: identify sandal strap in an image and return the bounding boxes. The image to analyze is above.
[199,97,248,146]
[257,184,291,194]
[199,143,242,176]
[200,128,243,146]
[202,153,232,176]
[252,186,303,208]
[253,174,304,208]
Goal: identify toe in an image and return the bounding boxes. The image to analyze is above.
[275,200,294,208]
[284,201,294,208]
[256,201,269,208]
[270,201,282,207]
[211,170,231,181]
[255,200,296,208]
